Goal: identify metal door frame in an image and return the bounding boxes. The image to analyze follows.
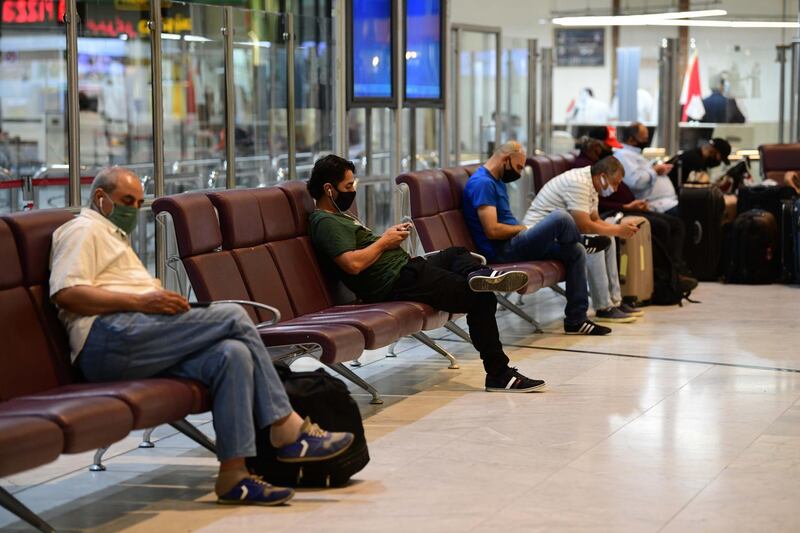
[451,24,502,164]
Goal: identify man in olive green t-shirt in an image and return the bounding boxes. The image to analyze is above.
[306,155,546,393]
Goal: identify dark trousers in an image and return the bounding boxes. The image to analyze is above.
[626,210,686,268]
[384,247,509,376]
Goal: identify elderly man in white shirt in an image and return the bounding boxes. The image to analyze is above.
[523,156,643,323]
[49,167,353,506]
[614,122,678,216]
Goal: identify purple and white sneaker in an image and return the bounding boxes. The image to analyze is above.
[217,476,294,506]
[276,417,354,463]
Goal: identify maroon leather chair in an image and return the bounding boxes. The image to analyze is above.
[759,143,800,185]
[0,211,217,531]
[549,154,569,176]
[526,155,556,194]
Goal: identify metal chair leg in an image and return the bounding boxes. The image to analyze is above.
[550,284,567,298]
[387,340,399,357]
[139,427,156,448]
[349,357,362,367]
[516,293,524,306]
[169,419,217,454]
[89,446,109,472]
[443,321,472,343]
[496,294,544,333]
[0,486,55,533]
[327,362,384,404]
[411,332,460,369]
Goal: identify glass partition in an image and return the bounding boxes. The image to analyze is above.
[294,13,335,179]
[0,5,68,213]
[231,9,288,187]
[160,1,226,193]
[501,37,529,147]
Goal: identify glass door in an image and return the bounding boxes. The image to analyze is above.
[451,25,501,165]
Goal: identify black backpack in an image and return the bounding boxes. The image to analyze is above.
[246,362,369,487]
[723,209,779,284]
[651,236,693,306]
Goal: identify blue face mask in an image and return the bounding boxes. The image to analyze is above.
[599,175,615,197]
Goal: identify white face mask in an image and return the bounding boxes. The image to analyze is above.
[599,175,615,197]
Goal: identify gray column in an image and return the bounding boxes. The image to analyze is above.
[540,47,553,154]
[65,0,80,207]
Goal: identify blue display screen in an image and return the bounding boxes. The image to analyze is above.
[405,0,441,101]
[351,0,393,100]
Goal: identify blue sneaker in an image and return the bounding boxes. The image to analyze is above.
[276,417,355,463]
[217,476,294,506]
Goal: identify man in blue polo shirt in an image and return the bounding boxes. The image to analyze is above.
[462,141,612,335]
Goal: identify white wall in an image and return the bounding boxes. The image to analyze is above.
[450,0,799,124]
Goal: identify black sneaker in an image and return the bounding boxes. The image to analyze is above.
[485,367,546,393]
[679,275,698,293]
[468,267,529,293]
[582,235,611,254]
[564,319,612,335]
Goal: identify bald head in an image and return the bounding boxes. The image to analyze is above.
[90,166,144,214]
[621,122,649,148]
[486,140,527,180]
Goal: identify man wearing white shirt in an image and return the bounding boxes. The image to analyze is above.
[523,157,643,323]
[614,122,678,216]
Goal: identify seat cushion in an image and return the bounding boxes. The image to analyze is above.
[258,322,365,365]
[531,259,567,286]
[0,396,133,453]
[0,416,64,477]
[398,301,449,330]
[299,308,401,349]
[23,379,195,430]
[331,302,425,336]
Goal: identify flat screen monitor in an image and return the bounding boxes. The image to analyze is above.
[348,0,396,107]
[404,0,443,105]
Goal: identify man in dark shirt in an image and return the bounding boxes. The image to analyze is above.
[307,155,546,393]
[701,75,745,124]
[667,138,731,190]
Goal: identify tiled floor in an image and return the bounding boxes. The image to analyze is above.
[3,282,800,532]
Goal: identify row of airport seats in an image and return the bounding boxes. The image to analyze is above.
[151,181,463,404]
[0,210,216,533]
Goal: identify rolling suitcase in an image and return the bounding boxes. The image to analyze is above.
[737,185,796,221]
[723,209,779,284]
[618,216,653,305]
[680,183,726,281]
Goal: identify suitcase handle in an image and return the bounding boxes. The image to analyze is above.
[692,220,703,245]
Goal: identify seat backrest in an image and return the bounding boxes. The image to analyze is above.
[527,156,555,193]
[0,211,75,400]
[562,152,577,169]
[759,143,800,183]
[549,154,569,176]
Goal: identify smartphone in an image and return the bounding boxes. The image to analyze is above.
[636,220,646,228]
[189,302,212,308]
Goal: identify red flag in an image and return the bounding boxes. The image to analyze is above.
[680,49,705,122]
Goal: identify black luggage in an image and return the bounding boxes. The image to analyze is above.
[737,185,796,221]
[723,209,779,284]
[781,198,800,283]
[680,183,726,280]
[247,362,369,488]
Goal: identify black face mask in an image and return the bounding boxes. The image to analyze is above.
[501,161,522,183]
[635,140,649,150]
[705,157,722,168]
[330,188,356,212]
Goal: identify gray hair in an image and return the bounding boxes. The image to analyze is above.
[88,166,135,205]
[493,140,526,159]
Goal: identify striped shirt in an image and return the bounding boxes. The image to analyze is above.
[523,166,598,227]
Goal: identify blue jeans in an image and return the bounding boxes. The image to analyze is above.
[79,303,293,461]
[586,237,621,310]
[495,210,589,326]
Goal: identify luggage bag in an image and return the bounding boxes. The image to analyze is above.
[723,209,779,284]
[679,183,726,281]
[618,216,654,305]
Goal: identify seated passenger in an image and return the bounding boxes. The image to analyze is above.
[524,156,642,322]
[463,141,612,336]
[583,128,692,278]
[667,138,731,190]
[614,122,678,217]
[50,167,354,507]
[306,155,545,393]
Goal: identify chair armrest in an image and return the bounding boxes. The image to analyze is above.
[419,250,487,265]
[208,300,281,328]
